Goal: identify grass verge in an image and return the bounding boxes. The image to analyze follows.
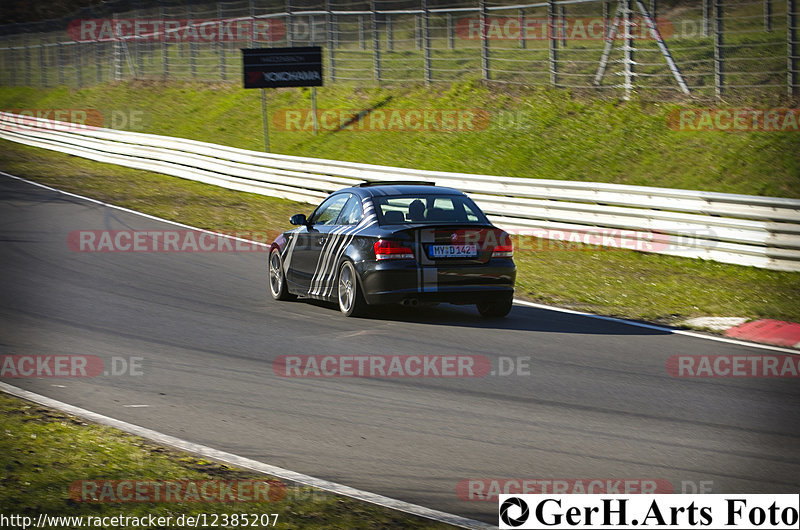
[0,81,798,198]
[2,140,798,324]
[0,392,454,529]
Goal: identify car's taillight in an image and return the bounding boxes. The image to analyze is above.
[374,240,415,260]
[492,243,513,258]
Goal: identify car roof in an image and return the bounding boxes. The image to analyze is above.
[340,184,466,197]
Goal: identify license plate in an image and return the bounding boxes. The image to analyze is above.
[427,244,478,259]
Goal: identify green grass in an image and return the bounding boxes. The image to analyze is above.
[0,81,798,198]
[0,392,453,529]
[2,140,798,324]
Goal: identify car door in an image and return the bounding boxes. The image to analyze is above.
[288,193,351,294]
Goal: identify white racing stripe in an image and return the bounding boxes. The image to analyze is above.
[0,382,493,530]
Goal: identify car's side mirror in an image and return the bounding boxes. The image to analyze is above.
[290,213,308,226]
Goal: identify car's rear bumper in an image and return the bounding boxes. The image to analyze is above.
[358,259,516,305]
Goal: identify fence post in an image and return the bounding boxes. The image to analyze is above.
[95,40,103,83]
[38,40,46,87]
[622,0,634,100]
[548,0,558,87]
[372,0,381,82]
[25,36,31,85]
[603,1,609,24]
[790,0,798,98]
[765,0,773,31]
[387,14,393,51]
[448,13,455,50]
[249,0,256,47]
[703,0,711,37]
[359,16,366,50]
[287,0,294,47]
[135,9,144,74]
[57,42,65,86]
[415,14,422,49]
[422,0,432,84]
[218,4,226,80]
[189,5,197,77]
[327,0,336,81]
[480,0,490,80]
[160,6,169,79]
[519,9,526,49]
[311,15,317,45]
[714,0,724,99]
[559,5,567,47]
[650,0,656,19]
[74,43,82,88]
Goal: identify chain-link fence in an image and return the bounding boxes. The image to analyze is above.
[0,0,797,101]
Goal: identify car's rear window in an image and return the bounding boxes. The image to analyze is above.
[373,195,488,225]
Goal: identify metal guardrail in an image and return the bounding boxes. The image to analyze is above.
[2,111,799,271]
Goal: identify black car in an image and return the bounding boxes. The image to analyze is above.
[267,182,516,317]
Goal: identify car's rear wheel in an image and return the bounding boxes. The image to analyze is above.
[338,260,366,317]
[268,248,296,301]
[476,295,513,318]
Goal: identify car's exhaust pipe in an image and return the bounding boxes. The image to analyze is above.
[401,298,419,307]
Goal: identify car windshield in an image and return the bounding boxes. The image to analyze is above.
[373,194,489,225]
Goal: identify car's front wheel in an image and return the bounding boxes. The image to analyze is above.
[476,295,513,318]
[338,260,366,317]
[268,248,296,301]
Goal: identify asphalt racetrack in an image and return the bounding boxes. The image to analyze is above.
[1,174,799,525]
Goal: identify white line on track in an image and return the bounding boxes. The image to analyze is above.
[0,382,493,530]
[3,170,796,355]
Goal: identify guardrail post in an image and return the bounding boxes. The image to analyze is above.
[548,0,558,87]
[372,0,381,82]
[480,0,490,80]
[519,9,526,49]
[703,0,711,37]
[714,0,724,99]
[790,0,798,98]
[327,0,336,81]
